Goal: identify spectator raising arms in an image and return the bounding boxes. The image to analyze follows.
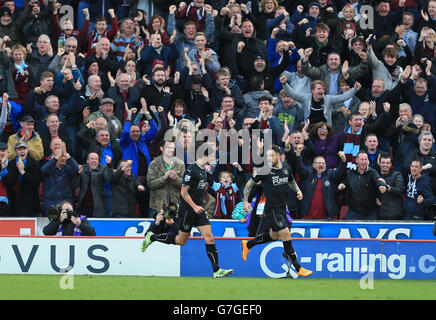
[0,0,432,225]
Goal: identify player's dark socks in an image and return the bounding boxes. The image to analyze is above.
[206,244,220,273]
[283,240,301,272]
[247,232,273,249]
[151,233,176,245]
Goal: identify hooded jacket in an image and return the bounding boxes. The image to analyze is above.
[403,173,433,217]
[377,169,404,219]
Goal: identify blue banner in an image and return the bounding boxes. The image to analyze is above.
[180,238,436,280]
[88,218,435,240]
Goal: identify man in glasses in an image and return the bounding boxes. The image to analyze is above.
[295,145,347,219]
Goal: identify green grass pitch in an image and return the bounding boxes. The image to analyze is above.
[1,275,436,300]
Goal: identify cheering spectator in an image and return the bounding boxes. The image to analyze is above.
[111,160,146,218]
[377,154,404,220]
[403,159,434,220]
[0,142,13,216]
[7,141,41,217]
[7,115,43,161]
[111,17,144,62]
[338,150,388,220]
[77,152,111,217]
[295,147,347,219]
[147,140,185,216]
[41,142,79,215]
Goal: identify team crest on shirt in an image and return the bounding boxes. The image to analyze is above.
[283,168,288,176]
[325,181,330,187]
[184,175,191,182]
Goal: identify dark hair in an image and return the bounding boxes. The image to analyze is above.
[356,149,368,158]
[191,75,203,85]
[249,75,264,91]
[351,36,365,46]
[310,121,333,139]
[94,15,107,23]
[411,158,422,167]
[267,144,281,155]
[171,99,187,114]
[348,111,362,121]
[379,153,392,162]
[160,138,176,147]
[258,96,272,105]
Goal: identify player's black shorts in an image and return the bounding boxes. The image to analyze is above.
[264,206,289,232]
[177,202,211,233]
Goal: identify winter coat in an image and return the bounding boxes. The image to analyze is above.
[41,157,79,214]
[0,3,32,46]
[7,155,41,217]
[341,166,387,215]
[377,169,404,219]
[296,155,347,218]
[77,163,111,217]
[403,173,433,217]
[283,82,357,126]
[147,155,185,212]
[403,148,436,196]
[111,169,140,217]
[7,130,44,161]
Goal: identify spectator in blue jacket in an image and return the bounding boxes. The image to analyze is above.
[290,3,321,42]
[119,102,158,179]
[41,141,79,215]
[166,5,215,72]
[401,61,436,130]
[267,30,300,92]
[139,31,179,77]
[265,6,294,41]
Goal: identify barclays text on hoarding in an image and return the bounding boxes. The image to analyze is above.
[83,219,435,240]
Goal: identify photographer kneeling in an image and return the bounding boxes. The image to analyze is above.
[146,203,179,236]
[43,201,96,236]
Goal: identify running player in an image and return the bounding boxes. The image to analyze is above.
[241,144,313,277]
[141,141,233,278]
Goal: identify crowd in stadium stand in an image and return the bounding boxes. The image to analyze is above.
[0,0,435,224]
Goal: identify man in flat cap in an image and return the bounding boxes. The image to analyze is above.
[88,97,123,139]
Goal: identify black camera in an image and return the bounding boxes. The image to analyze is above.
[162,202,179,219]
[47,205,80,220]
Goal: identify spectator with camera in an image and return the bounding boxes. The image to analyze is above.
[43,200,96,236]
[145,203,179,238]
